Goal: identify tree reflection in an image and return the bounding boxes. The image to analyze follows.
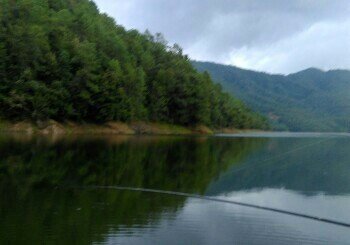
[0,135,263,245]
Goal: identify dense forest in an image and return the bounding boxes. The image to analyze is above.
[0,0,269,130]
[194,61,350,132]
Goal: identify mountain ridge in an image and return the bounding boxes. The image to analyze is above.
[193,61,350,132]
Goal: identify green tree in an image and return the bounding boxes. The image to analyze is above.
[0,0,269,130]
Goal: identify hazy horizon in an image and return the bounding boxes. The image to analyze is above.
[193,60,350,76]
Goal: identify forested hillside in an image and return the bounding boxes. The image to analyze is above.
[193,61,350,132]
[0,0,269,130]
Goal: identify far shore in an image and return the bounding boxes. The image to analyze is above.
[0,120,264,136]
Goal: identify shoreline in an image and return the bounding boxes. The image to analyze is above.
[0,120,262,136]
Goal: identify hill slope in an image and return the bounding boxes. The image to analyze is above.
[0,0,268,130]
[193,61,350,132]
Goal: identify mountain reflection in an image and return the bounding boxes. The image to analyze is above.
[207,137,350,196]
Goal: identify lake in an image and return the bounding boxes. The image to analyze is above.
[0,133,349,244]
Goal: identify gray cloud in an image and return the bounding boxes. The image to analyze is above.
[94,0,350,74]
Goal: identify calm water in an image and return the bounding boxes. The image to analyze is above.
[0,133,350,244]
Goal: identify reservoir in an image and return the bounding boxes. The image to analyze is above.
[0,133,349,244]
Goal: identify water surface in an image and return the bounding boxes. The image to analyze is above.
[0,133,349,244]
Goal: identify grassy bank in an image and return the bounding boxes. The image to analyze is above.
[0,120,220,136]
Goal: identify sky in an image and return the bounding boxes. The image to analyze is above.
[94,0,350,74]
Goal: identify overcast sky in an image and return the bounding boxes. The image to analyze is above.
[94,0,350,74]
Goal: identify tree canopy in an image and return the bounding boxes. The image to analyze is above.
[0,0,269,129]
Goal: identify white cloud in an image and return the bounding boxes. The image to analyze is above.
[94,0,350,74]
[227,20,350,74]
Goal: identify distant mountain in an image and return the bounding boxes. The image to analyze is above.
[193,61,350,132]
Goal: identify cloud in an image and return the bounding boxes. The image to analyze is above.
[94,0,350,74]
[228,20,350,74]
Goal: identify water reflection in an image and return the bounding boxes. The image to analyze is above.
[0,135,262,194]
[207,137,350,195]
[0,134,350,244]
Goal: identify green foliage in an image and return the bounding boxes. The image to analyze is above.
[193,61,350,132]
[0,0,268,129]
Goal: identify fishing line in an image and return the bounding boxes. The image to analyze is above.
[79,137,349,228]
[84,185,350,228]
